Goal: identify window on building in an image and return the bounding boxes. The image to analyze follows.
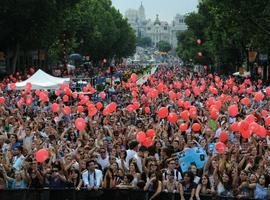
[164,26,167,30]
[148,27,151,30]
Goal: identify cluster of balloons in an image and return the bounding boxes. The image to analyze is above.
[136,129,156,147]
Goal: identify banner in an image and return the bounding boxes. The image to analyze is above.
[176,147,208,173]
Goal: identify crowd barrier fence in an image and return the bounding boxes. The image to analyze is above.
[0,189,256,200]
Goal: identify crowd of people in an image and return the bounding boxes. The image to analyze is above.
[0,64,270,200]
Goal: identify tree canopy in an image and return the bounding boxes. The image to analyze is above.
[158,41,171,53]
[0,0,136,73]
[177,0,270,74]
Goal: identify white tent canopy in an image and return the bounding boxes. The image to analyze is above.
[233,71,251,78]
[14,69,70,90]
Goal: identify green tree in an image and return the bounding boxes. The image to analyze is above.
[0,0,80,73]
[177,0,270,75]
[158,41,171,52]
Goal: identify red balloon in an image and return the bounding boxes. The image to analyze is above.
[261,110,268,118]
[215,142,226,154]
[177,100,184,107]
[72,93,78,99]
[183,101,191,110]
[88,106,97,117]
[10,83,16,90]
[184,89,191,97]
[240,97,250,106]
[239,120,249,131]
[179,123,188,131]
[249,122,259,133]
[180,110,189,121]
[254,92,264,102]
[75,118,86,131]
[77,106,84,113]
[230,122,239,132]
[126,104,135,113]
[197,39,202,45]
[266,87,270,96]
[63,95,69,102]
[228,104,238,117]
[131,73,138,82]
[35,149,49,163]
[26,82,32,90]
[245,114,255,124]
[96,102,103,110]
[142,137,153,147]
[241,130,250,139]
[0,97,5,104]
[265,116,270,126]
[99,91,106,99]
[137,131,146,143]
[146,129,155,138]
[35,89,40,96]
[63,106,71,115]
[145,107,150,114]
[210,109,219,120]
[167,112,178,123]
[55,89,61,96]
[255,126,267,137]
[102,108,110,116]
[168,91,176,100]
[133,101,140,110]
[39,92,48,102]
[107,102,117,113]
[158,107,169,118]
[51,103,59,112]
[192,123,201,132]
[25,96,32,106]
[219,131,228,143]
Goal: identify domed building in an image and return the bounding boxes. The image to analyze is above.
[125,3,187,48]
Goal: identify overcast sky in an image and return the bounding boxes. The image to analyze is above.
[111,0,199,22]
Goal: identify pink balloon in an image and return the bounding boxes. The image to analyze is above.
[168,91,176,100]
[75,118,86,131]
[180,110,190,121]
[35,149,49,163]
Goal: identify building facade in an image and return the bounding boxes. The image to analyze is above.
[125,3,187,48]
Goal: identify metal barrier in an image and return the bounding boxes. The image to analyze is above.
[0,189,256,200]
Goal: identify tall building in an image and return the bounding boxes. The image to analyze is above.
[125,3,187,49]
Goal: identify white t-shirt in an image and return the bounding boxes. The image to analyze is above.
[126,149,137,165]
[97,154,109,170]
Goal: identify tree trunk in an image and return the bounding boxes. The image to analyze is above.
[11,43,20,74]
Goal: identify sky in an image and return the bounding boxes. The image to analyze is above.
[111,0,199,22]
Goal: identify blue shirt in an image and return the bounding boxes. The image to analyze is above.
[255,183,268,200]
